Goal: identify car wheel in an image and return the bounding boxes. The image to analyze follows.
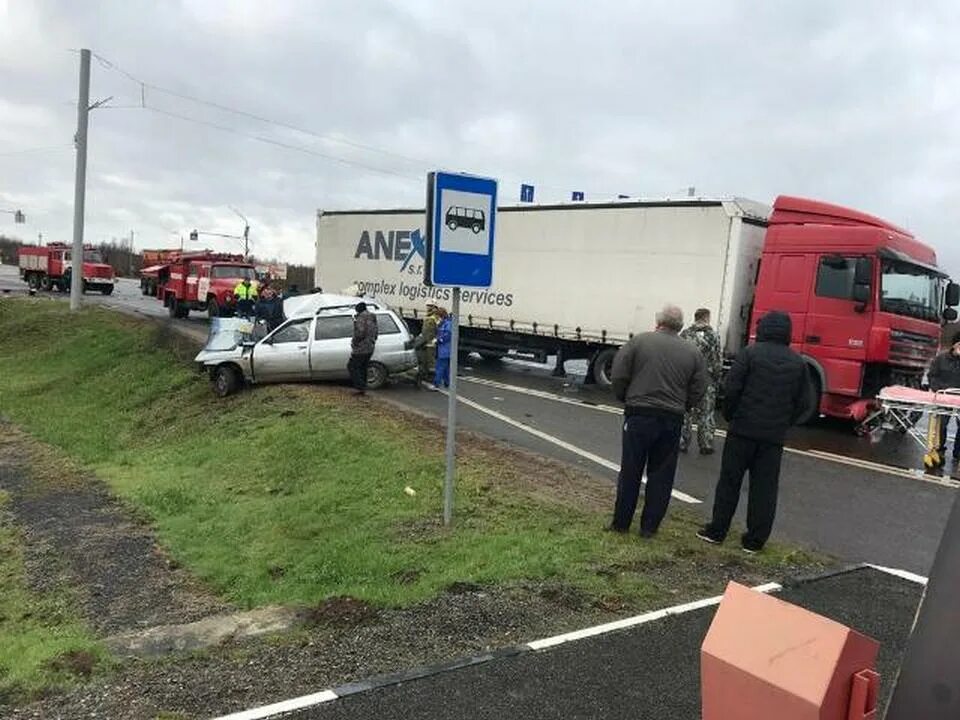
[213,365,241,397]
[446,220,457,231]
[366,362,388,390]
[591,348,618,388]
[472,223,481,233]
[208,297,220,318]
[101,285,113,296]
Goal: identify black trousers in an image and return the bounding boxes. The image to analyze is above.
[612,413,682,534]
[705,434,783,550]
[938,417,960,457]
[348,352,373,391]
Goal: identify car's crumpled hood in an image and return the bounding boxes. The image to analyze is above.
[194,317,255,363]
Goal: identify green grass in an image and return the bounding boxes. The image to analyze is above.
[0,490,104,702]
[0,298,825,612]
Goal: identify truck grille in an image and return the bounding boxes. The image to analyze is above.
[889,329,938,368]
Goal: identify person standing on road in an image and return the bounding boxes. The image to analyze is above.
[679,308,722,455]
[928,331,960,460]
[233,278,258,318]
[255,283,285,332]
[411,302,440,386]
[434,308,453,389]
[697,310,809,553]
[609,304,707,537]
[348,302,379,396]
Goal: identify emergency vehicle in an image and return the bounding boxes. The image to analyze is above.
[141,251,257,319]
[18,242,116,294]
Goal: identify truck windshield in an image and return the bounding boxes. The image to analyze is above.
[83,250,104,263]
[880,260,942,322]
[211,265,256,280]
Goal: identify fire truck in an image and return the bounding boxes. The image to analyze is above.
[142,251,257,319]
[18,242,116,295]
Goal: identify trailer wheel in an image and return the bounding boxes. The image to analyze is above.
[213,365,241,397]
[591,348,618,388]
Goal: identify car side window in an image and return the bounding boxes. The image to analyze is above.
[269,318,312,344]
[376,313,401,335]
[315,315,355,340]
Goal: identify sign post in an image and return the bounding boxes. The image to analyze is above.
[424,171,498,526]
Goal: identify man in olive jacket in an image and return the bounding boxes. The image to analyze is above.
[609,304,707,537]
[348,302,379,395]
[698,310,809,552]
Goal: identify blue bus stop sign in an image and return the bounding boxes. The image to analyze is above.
[424,171,498,288]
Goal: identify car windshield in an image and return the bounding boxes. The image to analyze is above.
[880,260,942,322]
[211,265,256,280]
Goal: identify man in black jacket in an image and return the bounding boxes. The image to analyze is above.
[928,331,960,459]
[609,304,707,537]
[697,310,809,553]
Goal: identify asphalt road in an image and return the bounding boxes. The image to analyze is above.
[289,567,922,720]
[3,262,953,572]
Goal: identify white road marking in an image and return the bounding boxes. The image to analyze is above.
[866,564,929,585]
[212,690,338,720]
[440,389,701,504]
[462,376,960,489]
[527,582,782,650]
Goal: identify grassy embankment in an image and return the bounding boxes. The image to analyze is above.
[0,298,826,697]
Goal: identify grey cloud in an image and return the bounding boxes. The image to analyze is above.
[1,0,959,272]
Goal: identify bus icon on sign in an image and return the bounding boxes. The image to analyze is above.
[445,206,486,234]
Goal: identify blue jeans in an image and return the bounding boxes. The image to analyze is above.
[434,357,450,388]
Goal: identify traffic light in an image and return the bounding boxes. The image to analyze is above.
[190,229,198,242]
[14,210,24,223]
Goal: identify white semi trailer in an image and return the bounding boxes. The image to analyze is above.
[315,198,770,385]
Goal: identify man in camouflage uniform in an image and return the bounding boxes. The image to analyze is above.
[412,302,439,385]
[680,308,722,454]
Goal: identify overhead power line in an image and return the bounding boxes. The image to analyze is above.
[91,51,436,169]
[0,144,73,158]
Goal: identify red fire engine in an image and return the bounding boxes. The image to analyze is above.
[141,251,257,319]
[18,242,116,295]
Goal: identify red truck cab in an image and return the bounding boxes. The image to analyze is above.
[147,251,257,319]
[751,196,959,423]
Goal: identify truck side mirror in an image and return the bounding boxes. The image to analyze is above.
[946,282,960,308]
[944,307,958,322]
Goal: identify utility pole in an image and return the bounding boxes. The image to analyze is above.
[70,48,91,311]
[230,207,250,258]
[129,229,135,276]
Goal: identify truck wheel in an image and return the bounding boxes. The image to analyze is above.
[591,348,618,388]
[213,365,241,397]
[101,285,113,296]
[168,297,178,318]
[472,223,481,233]
[446,219,457,231]
[26,273,39,290]
[795,371,821,425]
[39,276,52,291]
[479,350,506,362]
[81,280,89,294]
[207,297,220,318]
[366,362,389,390]
[177,303,190,319]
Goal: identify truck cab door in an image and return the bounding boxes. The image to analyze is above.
[252,318,313,382]
[804,255,873,396]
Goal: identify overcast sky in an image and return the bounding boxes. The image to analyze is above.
[1,0,958,271]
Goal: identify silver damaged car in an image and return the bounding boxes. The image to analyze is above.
[195,294,417,396]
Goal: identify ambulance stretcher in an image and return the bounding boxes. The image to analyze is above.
[876,385,960,470]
